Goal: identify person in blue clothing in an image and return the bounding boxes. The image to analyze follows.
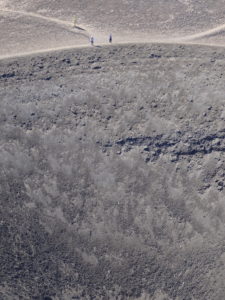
[90,36,94,46]
[109,34,112,43]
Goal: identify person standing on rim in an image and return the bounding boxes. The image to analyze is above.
[90,36,94,46]
[109,34,112,43]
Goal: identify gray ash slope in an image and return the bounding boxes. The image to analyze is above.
[3,0,225,35]
[2,0,225,57]
[1,43,225,299]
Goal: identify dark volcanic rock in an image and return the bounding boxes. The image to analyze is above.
[1,43,225,299]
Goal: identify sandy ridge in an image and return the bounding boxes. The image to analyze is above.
[0,9,90,39]
[1,8,225,59]
[181,23,225,41]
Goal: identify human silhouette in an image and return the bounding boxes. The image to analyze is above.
[90,36,94,46]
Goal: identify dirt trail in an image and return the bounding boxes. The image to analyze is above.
[1,8,225,59]
[180,23,225,41]
[0,9,90,40]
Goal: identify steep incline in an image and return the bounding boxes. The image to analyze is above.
[1,43,225,299]
[1,0,225,56]
[0,9,89,57]
[2,0,225,35]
